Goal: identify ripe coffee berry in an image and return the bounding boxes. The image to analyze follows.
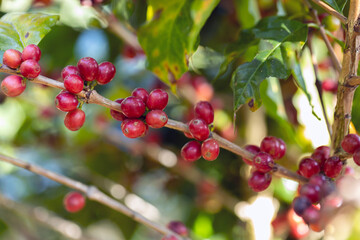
[298,157,320,178]
[194,101,214,124]
[3,49,22,69]
[309,174,326,187]
[260,136,286,160]
[341,134,360,154]
[63,192,85,212]
[188,118,210,141]
[55,92,78,112]
[77,57,98,81]
[64,109,86,131]
[300,184,320,203]
[121,96,146,118]
[64,74,84,94]
[146,89,168,110]
[353,148,360,166]
[243,145,260,165]
[62,65,80,79]
[97,62,116,85]
[146,110,168,128]
[181,141,201,162]
[167,221,188,237]
[248,170,272,192]
[110,99,126,121]
[1,75,26,97]
[22,44,41,62]
[20,59,41,79]
[132,88,149,103]
[302,206,320,224]
[292,196,311,216]
[311,146,330,165]
[322,79,337,94]
[253,152,274,172]
[121,119,147,138]
[323,156,343,178]
[201,138,220,161]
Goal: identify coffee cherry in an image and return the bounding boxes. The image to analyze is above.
[322,15,341,32]
[243,145,260,165]
[292,196,311,216]
[20,59,41,79]
[309,174,326,187]
[181,141,201,162]
[146,110,168,128]
[323,156,343,178]
[298,158,320,178]
[167,221,188,237]
[260,136,286,160]
[320,179,335,198]
[121,119,147,138]
[97,62,116,85]
[300,184,320,203]
[302,206,320,224]
[121,96,146,118]
[62,65,80,79]
[322,79,337,94]
[55,92,78,112]
[194,101,214,124]
[311,146,330,166]
[248,170,272,192]
[132,88,149,104]
[64,109,86,131]
[201,138,220,161]
[353,148,360,166]
[110,98,126,121]
[3,49,22,69]
[64,74,84,94]
[63,192,85,212]
[1,75,26,97]
[22,44,41,62]
[341,134,360,154]
[77,57,98,81]
[146,89,168,110]
[188,118,210,141]
[253,152,274,173]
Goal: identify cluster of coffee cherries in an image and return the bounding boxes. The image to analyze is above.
[180,101,220,162]
[1,45,42,97]
[242,136,286,192]
[55,57,116,131]
[162,221,189,240]
[110,88,169,138]
[63,191,86,213]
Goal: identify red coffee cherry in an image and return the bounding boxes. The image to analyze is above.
[55,92,78,112]
[97,62,116,85]
[110,98,126,121]
[1,75,26,97]
[62,65,80,79]
[64,74,84,94]
[311,146,330,166]
[20,59,41,79]
[322,79,337,94]
[121,119,147,138]
[167,221,188,237]
[323,156,343,178]
[260,136,286,160]
[77,57,98,81]
[194,101,214,124]
[132,88,149,104]
[292,196,311,216]
[22,44,41,62]
[201,138,220,161]
[353,148,360,166]
[188,118,210,141]
[121,96,146,118]
[300,184,320,203]
[3,49,22,69]
[298,157,320,178]
[243,145,260,165]
[63,192,85,212]
[146,110,168,128]
[253,152,274,173]
[341,134,360,154]
[64,109,86,131]
[309,174,326,187]
[146,89,168,110]
[248,170,272,192]
[181,141,201,162]
[302,206,320,224]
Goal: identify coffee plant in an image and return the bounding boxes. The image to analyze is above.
[0,0,360,239]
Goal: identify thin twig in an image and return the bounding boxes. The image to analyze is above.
[310,0,347,24]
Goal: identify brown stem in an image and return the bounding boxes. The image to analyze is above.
[310,0,347,24]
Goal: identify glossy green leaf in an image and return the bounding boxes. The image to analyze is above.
[323,0,348,13]
[234,0,260,29]
[0,13,59,51]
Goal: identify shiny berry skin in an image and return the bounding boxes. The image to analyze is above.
[311,146,330,165]
[110,98,126,121]
[243,145,260,165]
[55,92,78,112]
[322,15,341,32]
[97,62,116,85]
[132,88,149,104]
[188,118,210,141]
[121,96,146,118]
[248,171,272,192]
[353,148,360,166]
[300,184,320,203]
[181,141,201,162]
[167,221,188,237]
[20,59,41,79]
[61,65,80,79]
[323,156,343,178]
[77,57,98,81]
[146,110,168,128]
[309,174,326,187]
[253,152,274,172]
[146,89,168,110]
[341,134,360,154]
[3,49,22,69]
[292,196,311,216]
[298,158,320,178]
[260,136,286,160]
[64,74,84,94]
[1,75,26,97]
[64,109,86,131]
[201,138,220,161]
[194,101,214,124]
[302,206,320,224]
[322,79,338,94]
[63,192,85,213]
[121,119,147,138]
[22,44,41,62]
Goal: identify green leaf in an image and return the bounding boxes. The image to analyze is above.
[322,0,341,12]
[189,46,225,79]
[0,13,59,51]
[234,0,260,29]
